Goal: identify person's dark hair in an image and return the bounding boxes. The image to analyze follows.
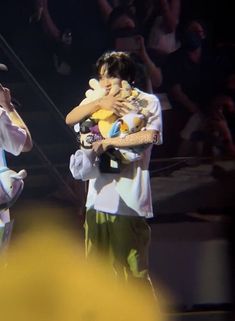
[96,51,136,83]
[185,19,208,38]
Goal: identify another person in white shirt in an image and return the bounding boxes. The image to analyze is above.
[0,84,33,227]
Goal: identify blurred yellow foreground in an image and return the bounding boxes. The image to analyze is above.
[0,219,163,321]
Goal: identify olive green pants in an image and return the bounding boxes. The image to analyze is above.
[85,209,153,288]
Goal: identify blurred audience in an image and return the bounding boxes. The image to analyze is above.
[146,0,181,59]
[205,74,235,157]
[185,19,207,42]
[1,0,234,158]
[96,2,162,92]
[30,0,74,76]
[163,30,218,156]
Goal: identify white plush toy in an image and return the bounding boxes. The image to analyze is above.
[82,78,107,104]
[0,167,27,210]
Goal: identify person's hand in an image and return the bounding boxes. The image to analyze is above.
[115,101,137,116]
[133,35,147,59]
[99,95,131,117]
[0,84,14,112]
[92,140,110,155]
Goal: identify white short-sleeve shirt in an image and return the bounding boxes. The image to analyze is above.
[86,90,163,218]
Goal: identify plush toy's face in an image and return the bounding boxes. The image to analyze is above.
[119,114,146,136]
[80,132,96,149]
[79,119,102,149]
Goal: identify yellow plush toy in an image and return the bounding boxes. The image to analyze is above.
[76,78,148,163]
[80,78,141,137]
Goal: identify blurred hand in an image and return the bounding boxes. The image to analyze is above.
[0,84,14,112]
[92,140,109,155]
[99,95,127,116]
[114,101,136,117]
[133,35,147,58]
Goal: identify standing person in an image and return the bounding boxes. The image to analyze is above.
[0,84,33,243]
[147,0,181,56]
[96,2,163,92]
[66,51,162,291]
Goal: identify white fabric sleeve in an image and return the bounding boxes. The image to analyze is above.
[69,149,99,181]
[0,109,27,156]
[142,94,163,145]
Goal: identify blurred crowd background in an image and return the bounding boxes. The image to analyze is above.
[0,0,235,159]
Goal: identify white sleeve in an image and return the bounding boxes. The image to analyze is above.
[142,94,163,145]
[0,109,27,155]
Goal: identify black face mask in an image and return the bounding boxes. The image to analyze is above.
[182,32,202,51]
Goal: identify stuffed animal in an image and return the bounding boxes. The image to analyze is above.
[71,78,149,177]
[89,78,143,138]
[74,119,102,149]
[77,78,146,148]
[109,113,146,138]
[75,78,117,148]
[0,167,27,211]
[107,112,147,163]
